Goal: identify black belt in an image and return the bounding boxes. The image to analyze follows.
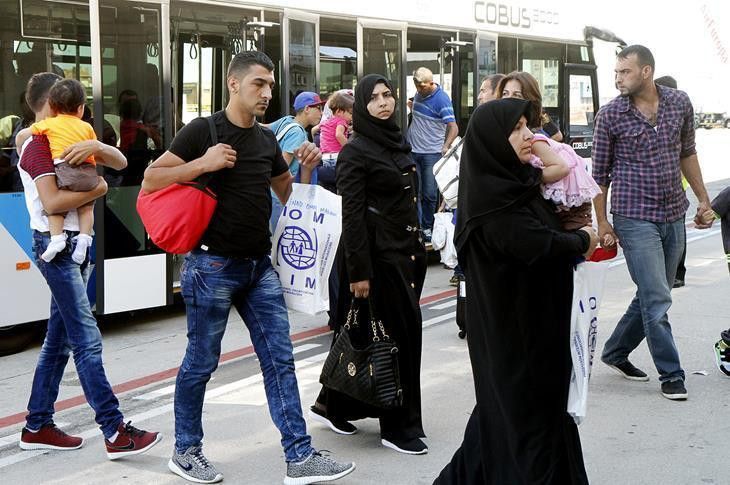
[34,230,79,236]
[367,206,419,233]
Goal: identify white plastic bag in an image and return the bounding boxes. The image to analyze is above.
[432,137,463,209]
[431,212,457,268]
[271,183,342,315]
[567,261,609,425]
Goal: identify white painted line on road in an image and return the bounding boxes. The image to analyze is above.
[429,299,457,310]
[692,260,715,267]
[0,422,70,448]
[0,450,47,468]
[135,350,331,402]
[423,312,456,328]
[298,352,328,366]
[0,433,20,448]
[205,355,331,407]
[134,384,175,401]
[687,228,721,243]
[293,343,321,354]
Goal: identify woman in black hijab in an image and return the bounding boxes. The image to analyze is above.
[310,74,428,455]
[434,98,597,484]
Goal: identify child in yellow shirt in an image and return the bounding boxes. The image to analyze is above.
[31,79,99,263]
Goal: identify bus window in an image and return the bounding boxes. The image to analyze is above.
[320,18,357,95]
[287,17,318,113]
[179,37,219,125]
[171,4,282,125]
[497,37,518,74]
[520,40,564,111]
[477,35,497,82]
[0,1,91,194]
[568,74,595,137]
[0,0,92,331]
[567,44,594,65]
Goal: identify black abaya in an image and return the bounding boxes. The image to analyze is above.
[436,99,590,484]
[314,75,427,442]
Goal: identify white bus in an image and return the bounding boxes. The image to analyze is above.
[0,0,624,354]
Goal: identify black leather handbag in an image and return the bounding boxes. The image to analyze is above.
[319,299,403,409]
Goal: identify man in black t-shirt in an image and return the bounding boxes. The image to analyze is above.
[142,51,355,485]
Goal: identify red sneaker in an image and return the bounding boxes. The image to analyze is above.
[19,423,84,451]
[105,421,161,460]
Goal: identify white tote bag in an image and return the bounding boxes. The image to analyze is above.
[271,183,342,315]
[432,137,463,209]
[567,261,609,425]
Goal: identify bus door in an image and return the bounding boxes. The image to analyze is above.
[357,19,407,127]
[282,10,319,116]
[95,0,169,315]
[563,64,599,158]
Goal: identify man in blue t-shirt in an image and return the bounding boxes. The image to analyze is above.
[267,91,324,231]
[406,67,458,241]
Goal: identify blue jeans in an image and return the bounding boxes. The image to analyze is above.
[26,231,123,438]
[175,251,313,462]
[413,152,441,231]
[601,215,686,383]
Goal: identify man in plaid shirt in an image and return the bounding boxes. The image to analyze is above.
[593,45,715,401]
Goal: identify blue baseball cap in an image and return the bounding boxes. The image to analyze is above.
[293,91,325,111]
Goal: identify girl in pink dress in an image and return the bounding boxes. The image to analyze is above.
[319,92,354,157]
[528,133,601,230]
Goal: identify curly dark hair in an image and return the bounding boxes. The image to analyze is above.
[48,78,86,115]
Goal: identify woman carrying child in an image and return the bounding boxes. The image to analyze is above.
[498,71,602,231]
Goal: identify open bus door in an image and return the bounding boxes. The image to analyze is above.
[563,64,599,159]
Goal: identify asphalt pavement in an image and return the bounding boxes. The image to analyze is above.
[0,226,729,484]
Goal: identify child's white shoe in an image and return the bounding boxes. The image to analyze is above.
[41,234,68,262]
[72,233,93,264]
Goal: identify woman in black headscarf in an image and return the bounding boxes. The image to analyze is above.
[310,74,428,455]
[434,98,597,484]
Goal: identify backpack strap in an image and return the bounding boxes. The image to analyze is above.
[275,120,304,143]
[207,115,218,145]
[196,115,219,187]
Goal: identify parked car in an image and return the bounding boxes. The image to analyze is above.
[697,112,730,129]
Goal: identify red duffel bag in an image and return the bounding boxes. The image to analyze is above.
[136,116,219,254]
[136,178,217,254]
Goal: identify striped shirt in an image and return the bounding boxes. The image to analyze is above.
[407,85,455,154]
[592,84,696,222]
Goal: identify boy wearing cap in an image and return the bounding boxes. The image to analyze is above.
[267,91,324,231]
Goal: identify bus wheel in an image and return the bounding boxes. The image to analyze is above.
[0,324,40,356]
